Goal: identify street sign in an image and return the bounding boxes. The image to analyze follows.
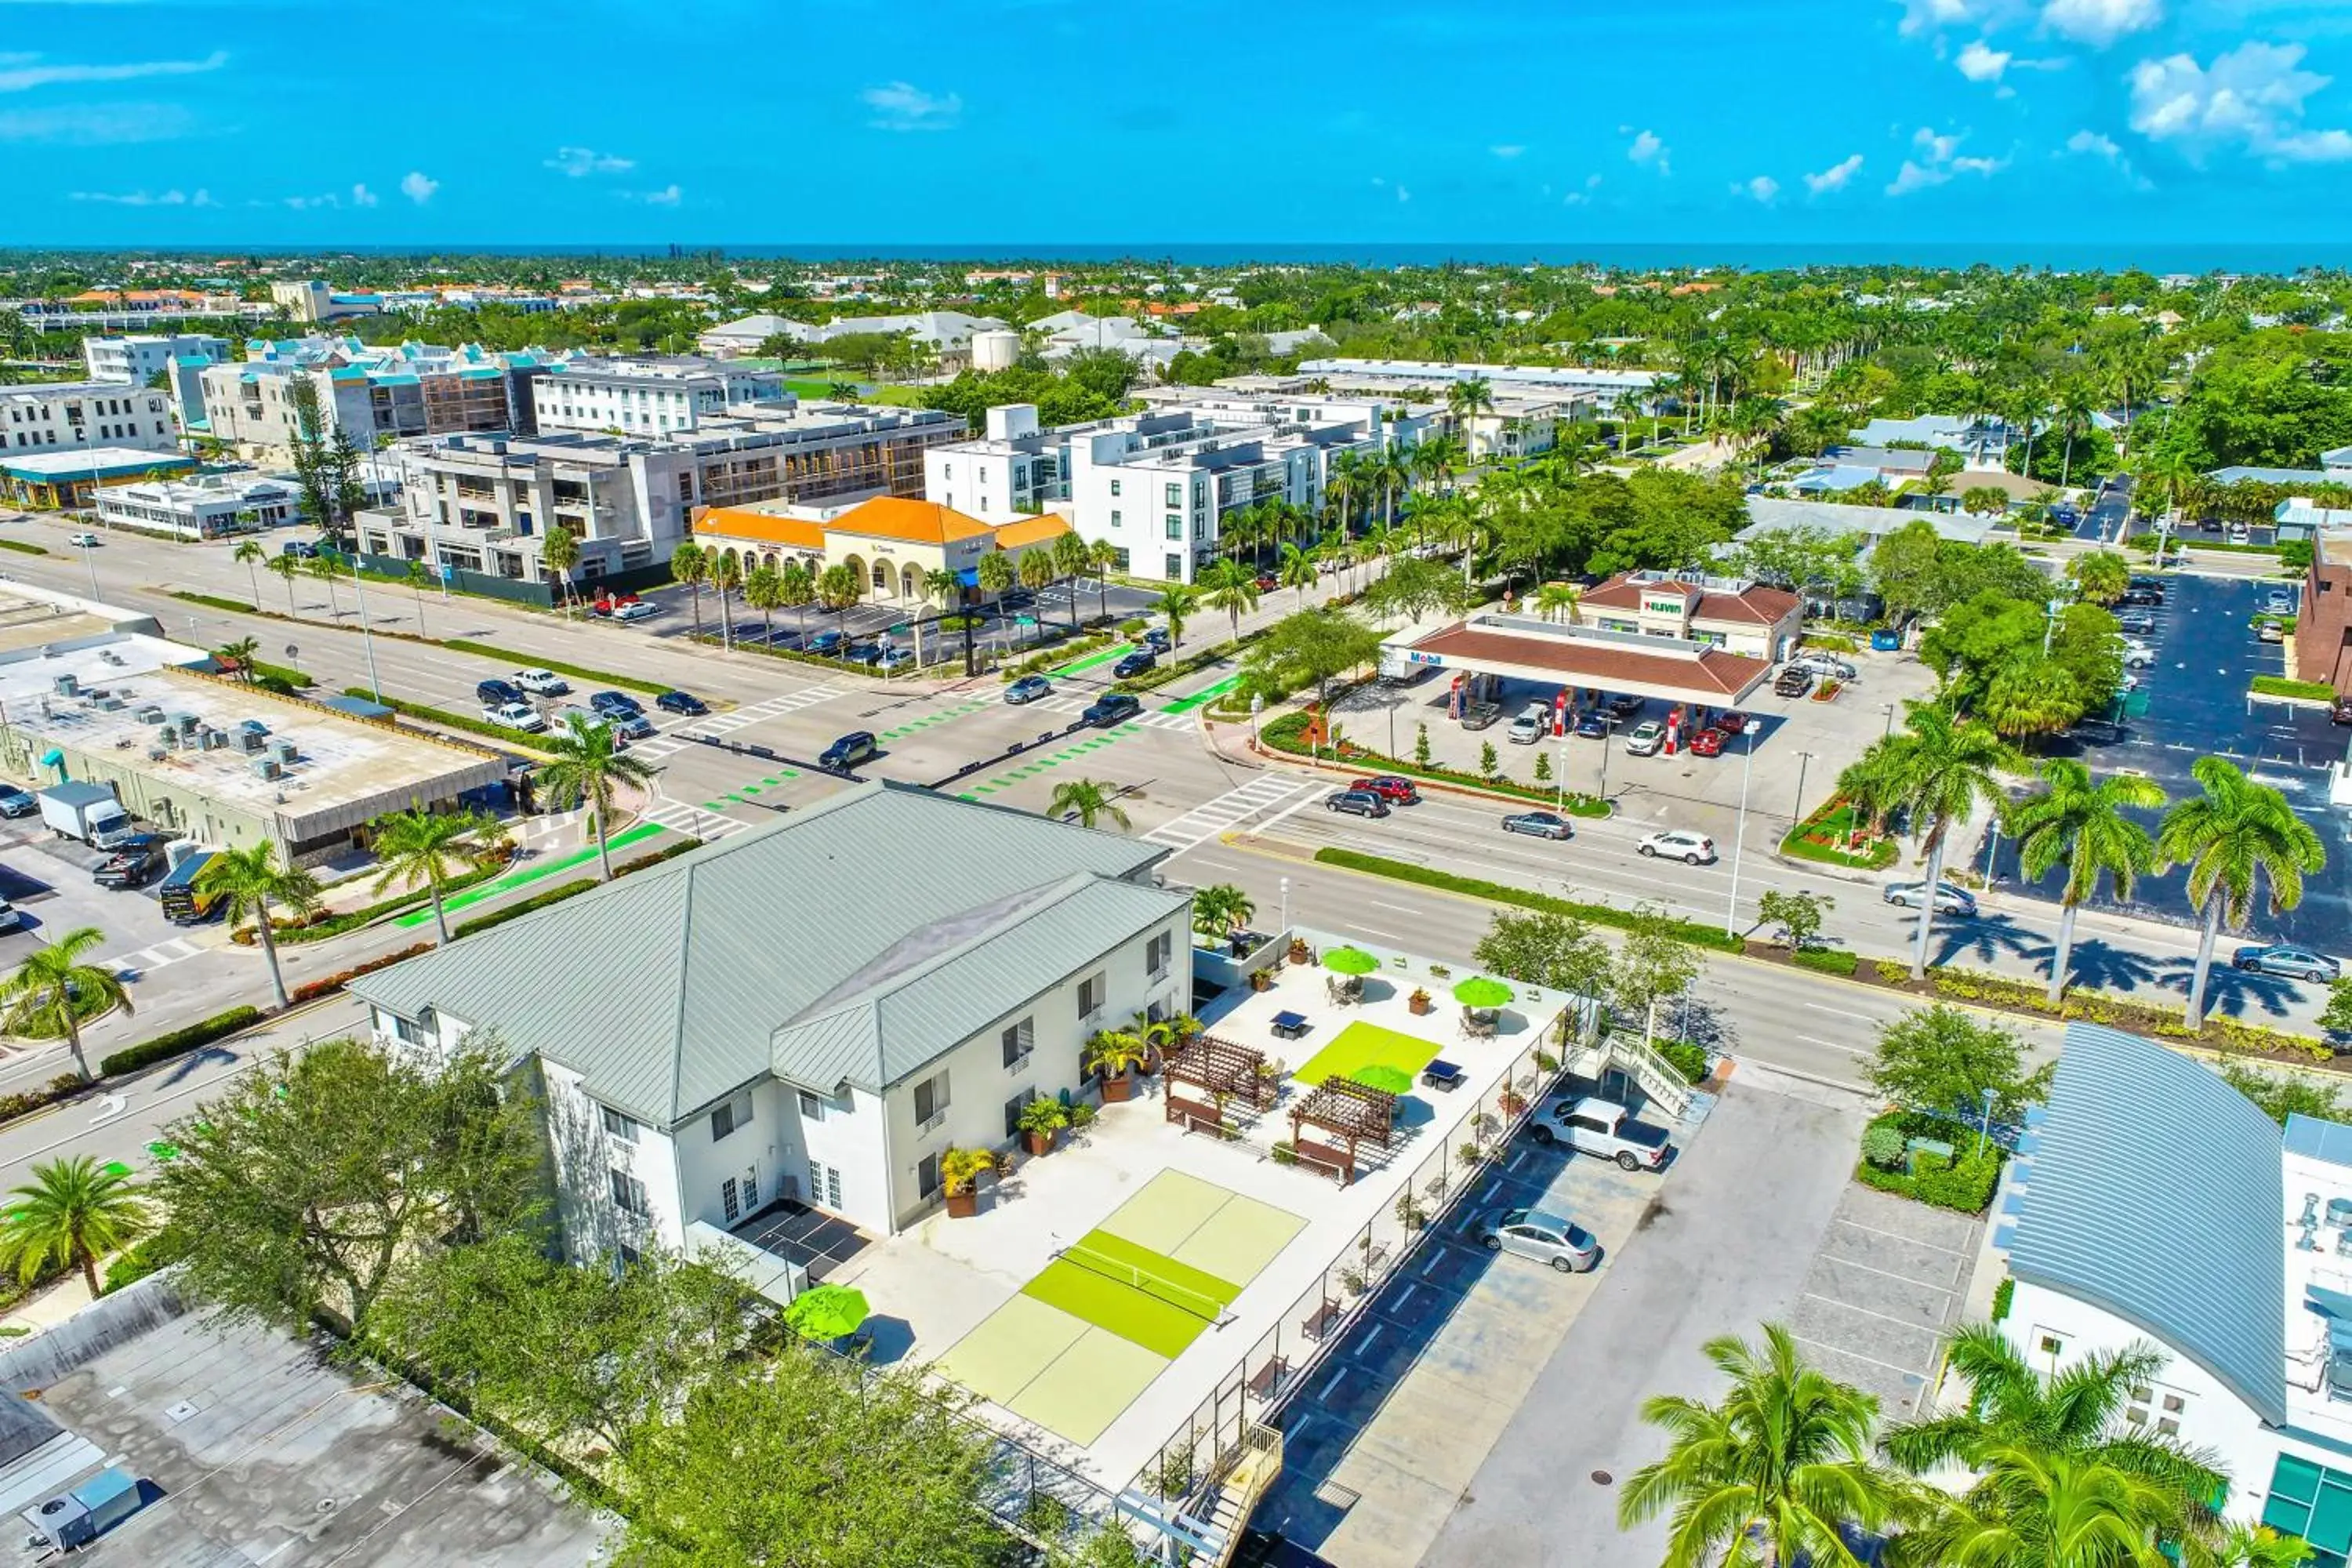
[441,565,455,582]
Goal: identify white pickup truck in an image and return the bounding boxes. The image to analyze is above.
[1526,1096,1673,1171]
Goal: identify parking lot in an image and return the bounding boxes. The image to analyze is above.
[1788,1183,1979,1420]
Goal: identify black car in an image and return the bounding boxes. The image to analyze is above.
[1605,694,1645,718]
[280,540,321,559]
[818,731,878,770]
[590,690,643,719]
[1141,628,1172,652]
[1325,789,1390,818]
[0,784,34,818]
[2116,587,2162,608]
[1501,811,1573,840]
[655,690,708,716]
[805,630,847,656]
[1112,650,1157,680]
[2127,578,2167,601]
[476,677,524,706]
[1083,692,1142,727]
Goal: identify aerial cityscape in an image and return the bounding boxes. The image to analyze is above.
[2,2,2352,1565]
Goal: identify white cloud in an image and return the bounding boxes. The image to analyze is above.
[0,103,191,143]
[2042,0,2160,46]
[1958,39,2012,81]
[1490,143,1524,159]
[1886,160,1949,194]
[1626,128,1668,172]
[0,48,225,93]
[400,170,438,203]
[1887,126,2004,193]
[1898,0,1978,35]
[1805,152,1866,194]
[284,192,339,210]
[546,146,633,177]
[2130,42,2352,162]
[1738,174,1781,202]
[350,182,378,207]
[1914,127,1962,162]
[620,183,683,205]
[1563,191,1588,205]
[2067,128,2122,157]
[70,188,187,205]
[862,80,961,132]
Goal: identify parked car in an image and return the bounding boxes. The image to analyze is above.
[1572,713,1612,740]
[550,705,604,734]
[2125,576,2167,601]
[1004,674,1054,705]
[1083,692,1142,727]
[818,731,878,770]
[2122,641,2156,668]
[513,668,569,696]
[590,691,643,719]
[2259,621,2286,644]
[1773,668,1813,698]
[1112,651,1157,680]
[2115,612,2156,637]
[2264,592,2299,615]
[1507,702,1551,745]
[279,539,321,559]
[1501,811,1573,840]
[1624,720,1666,757]
[804,630,848,655]
[1639,829,1716,864]
[1254,573,1279,592]
[613,600,659,623]
[95,845,167,889]
[1605,694,1646,719]
[1687,727,1727,758]
[1794,652,1857,681]
[1324,789,1390,818]
[655,690,707,716]
[1709,710,1751,735]
[2331,698,2352,727]
[608,712,655,741]
[0,897,19,933]
[2233,942,2342,983]
[475,677,524,707]
[0,783,35,818]
[1526,1096,1673,1171]
[483,701,547,733]
[1884,880,1977,916]
[1141,627,1172,652]
[873,645,915,672]
[1479,1207,1600,1274]
[2229,523,2252,544]
[1359,775,1421,804]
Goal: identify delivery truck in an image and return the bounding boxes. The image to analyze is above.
[158,849,220,924]
[36,781,136,848]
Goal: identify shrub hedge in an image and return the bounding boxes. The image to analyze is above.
[1264,712,1610,816]
[452,878,595,938]
[344,689,543,748]
[270,860,506,945]
[439,639,668,696]
[1657,1039,1710,1083]
[176,590,255,614]
[1791,946,1862,977]
[1853,1110,2003,1214]
[292,942,433,1004]
[0,1073,90,1129]
[1312,847,1747,952]
[0,539,46,557]
[97,1005,263,1077]
[2252,674,2335,702]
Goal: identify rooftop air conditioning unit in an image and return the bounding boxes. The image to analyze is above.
[24,1490,90,1552]
[270,740,298,765]
[95,697,124,712]
[145,746,167,763]
[133,705,163,724]
[200,728,227,751]
[170,713,199,735]
[52,674,78,698]
[249,757,281,781]
[154,726,178,749]
[235,728,266,753]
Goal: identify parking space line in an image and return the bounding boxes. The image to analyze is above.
[1813,1250,1965,1295]
[1788,1332,1929,1381]
[1800,1290,1944,1336]
[1831,1214,1978,1258]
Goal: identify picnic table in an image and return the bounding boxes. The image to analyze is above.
[1271,1011,1310,1040]
[1420,1058,1465,1091]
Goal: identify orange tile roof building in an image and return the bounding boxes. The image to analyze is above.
[694,495,1072,610]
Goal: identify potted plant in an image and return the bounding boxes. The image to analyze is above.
[1288,936,1313,967]
[1498,1087,1528,1118]
[1018,1096,1069,1156]
[1087,1029,1150,1103]
[1271,1140,1299,1167]
[1408,986,1433,1016]
[1249,968,1275,993]
[941,1147,995,1218]
[1067,1101,1097,1134]
[1395,1191,1430,1230]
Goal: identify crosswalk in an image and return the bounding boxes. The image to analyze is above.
[1142,775,1309,852]
[639,797,752,840]
[631,685,842,760]
[1031,696,1197,733]
[102,935,206,978]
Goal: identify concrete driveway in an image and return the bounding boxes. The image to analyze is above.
[1791,1183,1979,1421]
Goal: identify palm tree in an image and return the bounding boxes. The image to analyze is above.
[743,562,783,644]
[1882,702,2025,979]
[195,842,321,1008]
[2155,756,2326,1029]
[0,927,129,1081]
[2053,378,2100,489]
[1016,548,1056,635]
[816,562,864,645]
[215,636,260,685]
[1199,559,1260,647]
[233,538,266,605]
[0,1156,150,1298]
[1894,1446,2220,1568]
[540,524,580,619]
[1156,584,1199,653]
[2010,761,2165,1004]
[369,804,499,946]
[1534,583,1581,624]
[776,560,817,646]
[2065,550,2132,606]
[1087,539,1120,622]
[265,551,300,614]
[1618,1323,1903,1568]
[1279,542,1318,607]
[537,713,659,880]
[1446,376,1496,455]
[976,550,1015,619]
[1052,530,1093,632]
[671,541,709,639]
[1192,884,1256,945]
[706,551,742,652]
[1048,779,1131,830]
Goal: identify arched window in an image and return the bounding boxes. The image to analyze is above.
[871,560,889,591]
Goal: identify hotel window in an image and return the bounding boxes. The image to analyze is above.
[797,1089,823,1120]
[710,1090,753,1142]
[1165,483,1181,506]
[1002,1017,1034,1069]
[1146,931,1174,978]
[1076,971,1106,1020]
[913,1071,951,1129]
[1109,479,1121,496]
[1166,515,1181,539]
[601,1105,639,1144]
[608,1170,649,1216]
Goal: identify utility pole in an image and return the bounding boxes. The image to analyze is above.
[1724,726,1755,938]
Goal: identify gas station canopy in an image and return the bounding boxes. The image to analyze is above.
[1381,611,1775,708]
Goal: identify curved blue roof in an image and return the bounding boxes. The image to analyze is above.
[2007,1023,2285,1425]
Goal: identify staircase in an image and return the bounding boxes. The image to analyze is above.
[1199,1424,1283,1567]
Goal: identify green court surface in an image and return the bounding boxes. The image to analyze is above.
[1094,1169,1231,1254]
[1290,1019,1443,1091]
[1005,1330,1165,1444]
[1023,1254,1216,1359]
[393,822,665,927]
[934,1294,1086,1405]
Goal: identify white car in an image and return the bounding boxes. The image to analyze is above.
[513,668,570,696]
[1624,720,1666,757]
[2121,641,2155,669]
[1507,702,1550,745]
[1639,829,1717,865]
[614,601,659,622]
[1793,652,1857,681]
[482,701,548,733]
[67,532,100,547]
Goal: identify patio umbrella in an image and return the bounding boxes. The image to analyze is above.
[1452,976,1515,1009]
[1323,947,1381,976]
[1350,1064,1414,1095]
[784,1283,870,1342]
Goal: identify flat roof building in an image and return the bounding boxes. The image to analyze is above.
[94,470,303,540]
[2,380,179,463]
[0,445,196,509]
[530,354,785,437]
[200,339,567,459]
[1381,602,1779,709]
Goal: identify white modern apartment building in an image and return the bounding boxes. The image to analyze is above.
[199,339,563,459]
[81,332,230,389]
[1298,357,1655,404]
[529,355,785,437]
[349,783,1192,1260]
[94,470,302,539]
[269,281,383,324]
[1,381,179,456]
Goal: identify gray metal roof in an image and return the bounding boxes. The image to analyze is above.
[2006,1023,2286,1425]
[349,782,1174,1124]
[2285,1113,2352,1169]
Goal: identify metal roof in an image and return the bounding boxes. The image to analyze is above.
[350,782,1176,1124]
[2005,1023,2287,1425]
[2285,1114,2352,1169]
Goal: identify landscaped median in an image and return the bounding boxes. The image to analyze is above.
[1779,797,1899,871]
[1310,848,1743,951]
[1257,710,1611,817]
[345,689,552,752]
[2251,674,2336,703]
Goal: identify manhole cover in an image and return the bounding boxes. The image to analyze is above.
[1591,1470,1613,1486]
[1312,1481,1361,1512]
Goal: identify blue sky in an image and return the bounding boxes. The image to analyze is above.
[10,0,2352,249]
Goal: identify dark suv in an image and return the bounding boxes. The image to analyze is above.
[1112,650,1157,680]
[476,678,524,706]
[1773,667,1813,698]
[819,731,878,770]
[590,691,643,719]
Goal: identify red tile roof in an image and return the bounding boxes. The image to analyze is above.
[1577,573,1801,628]
[1406,624,1769,699]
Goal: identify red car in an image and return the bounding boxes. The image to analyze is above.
[1710,711,1750,735]
[1254,573,1279,592]
[1360,775,1421,804]
[1687,727,1728,758]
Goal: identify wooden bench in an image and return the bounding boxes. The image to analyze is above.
[1167,1095,1224,1135]
[1247,1356,1288,1399]
[1300,1300,1345,1341]
[1294,1137,1353,1185]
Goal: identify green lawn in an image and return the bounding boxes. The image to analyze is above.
[1780,802,1899,871]
[1290,1019,1443,1089]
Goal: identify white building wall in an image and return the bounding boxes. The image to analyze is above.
[0,384,178,456]
[926,446,1026,523]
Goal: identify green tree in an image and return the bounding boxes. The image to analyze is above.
[776,561,818,645]
[1199,558,1261,647]
[540,524,580,618]
[816,561,865,643]
[1087,539,1120,622]
[536,713,659,880]
[1361,554,1469,627]
[1869,520,1945,622]
[1959,485,2012,518]
[2155,756,2326,1030]
[214,635,260,685]
[1279,541,1319,606]
[0,1156,150,1297]
[2066,548,2132,606]
[1895,1446,2224,1568]
[0,925,129,1081]
[1882,702,2024,978]
[2321,976,2352,1042]
[1052,529,1093,632]
[156,1033,544,1334]
[1047,778,1131,830]
[1413,723,1432,768]
[233,537,267,605]
[403,558,434,637]
[1474,909,1611,997]
[1240,605,1382,710]
[671,541,709,639]
[976,550,1015,616]
[708,550,742,652]
[2010,760,2165,1004]
[1155,584,1199,652]
[369,804,500,946]
[194,842,323,1008]
[2219,1058,2345,1127]
[1980,652,2088,744]
[1618,1323,1903,1568]
[1613,904,1705,1046]
[1191,884,1256,943]
[1867,1004,2051,1123]
[742,562,783,644]
[1757,889,1832,951]
[265,551,301,614]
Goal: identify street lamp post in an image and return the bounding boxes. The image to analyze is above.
[1724,726,1756,938]
[1555,740,1566,811]
[1792,749,1818,826]
[78,535,97,597]
[347,556,383,702]
[1977,1086,1998,1158]
[1279,875,1290,935]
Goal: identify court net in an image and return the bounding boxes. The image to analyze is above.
[1059,1243,1229,1324]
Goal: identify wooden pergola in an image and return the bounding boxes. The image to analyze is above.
[1287,1079,1398,1186]
[1163,1034,1276,1134]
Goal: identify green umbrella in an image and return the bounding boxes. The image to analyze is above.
[1350,1064,1413,1095]
[784,1283,870,1341]
[1323,947,1381,976]
[1452,975,1515,1008]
